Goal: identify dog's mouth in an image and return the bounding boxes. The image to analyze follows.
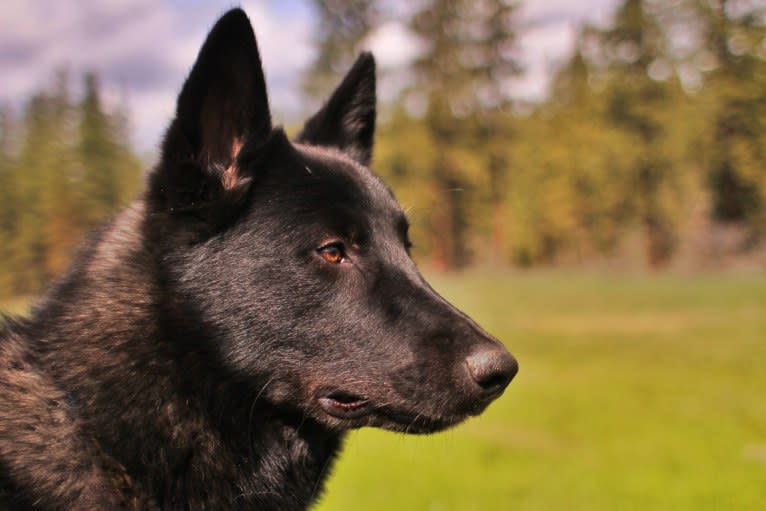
[318,391,372,419]
[315,390,472,433]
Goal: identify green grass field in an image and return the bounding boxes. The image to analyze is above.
[2,272,764,509]
[0,296,31,317]
[315,271,766,511]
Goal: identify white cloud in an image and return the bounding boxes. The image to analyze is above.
[0,0,314,152]
[515,20,579,101]
[519,0,616,28]
[514,0,618,101]
[366,21,424,70]
[0,0,620,151]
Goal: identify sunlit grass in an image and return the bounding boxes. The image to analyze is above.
[316,270,766,510]
[0,295,31,318]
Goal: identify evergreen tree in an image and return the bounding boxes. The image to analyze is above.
[594,0,679,267]
[8,71,82,290]
[0,107,16,295]
[696,0,766,236]
[12,92,66,292]
[303,0,379,106]
[513,36,638,264]
[80,73,124,227]
[40,70,82,279]
[0,71,142,297]
[473,0,524,263]
[409,0,523,268]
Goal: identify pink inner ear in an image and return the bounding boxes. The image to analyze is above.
[222,139,244,190]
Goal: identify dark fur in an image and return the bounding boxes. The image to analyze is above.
[0,9,517,510]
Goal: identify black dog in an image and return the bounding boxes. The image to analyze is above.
[0,9,517,510]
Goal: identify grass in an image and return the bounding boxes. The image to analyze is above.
[0,295,31,317]
[315,271,766,510]
[2,271,764,509]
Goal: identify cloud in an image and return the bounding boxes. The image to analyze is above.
[515,19,581,101]
[366,21,424,70]
[0,0,619,151]
[515,0,618,101]
[520,0,616,28]
[0,0,314,152]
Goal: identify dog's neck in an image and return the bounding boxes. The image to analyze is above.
[29,201,343,510]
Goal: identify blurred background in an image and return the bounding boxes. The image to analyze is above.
[0,0,764,509]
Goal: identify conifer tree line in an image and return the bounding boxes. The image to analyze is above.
[306,0,766,269]
[0,72,141,297]
[1,0,764,298]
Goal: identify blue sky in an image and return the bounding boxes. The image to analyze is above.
[0,0,618,152]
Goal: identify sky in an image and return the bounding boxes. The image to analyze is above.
[0,0,618,153]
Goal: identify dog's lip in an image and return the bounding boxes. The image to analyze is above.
[315,391,473,433]
[317,391,372,419]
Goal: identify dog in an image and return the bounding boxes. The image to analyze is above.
[0,8,517,510]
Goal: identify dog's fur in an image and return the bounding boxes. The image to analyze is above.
[0,9,517,510]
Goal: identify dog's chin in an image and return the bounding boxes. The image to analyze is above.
[314,393,489,434]
[371,408,468,434]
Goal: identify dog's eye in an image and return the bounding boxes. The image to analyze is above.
[317,243,346,264]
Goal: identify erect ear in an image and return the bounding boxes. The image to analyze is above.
[296,53,376,166]
[153,8,271,218]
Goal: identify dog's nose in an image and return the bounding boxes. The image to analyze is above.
[465,347,518,394]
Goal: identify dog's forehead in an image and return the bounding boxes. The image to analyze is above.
[292,143,403,219]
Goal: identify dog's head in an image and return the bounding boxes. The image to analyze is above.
[146,9,517,434]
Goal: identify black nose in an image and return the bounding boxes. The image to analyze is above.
[465,347,518,394]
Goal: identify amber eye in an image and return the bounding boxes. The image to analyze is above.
[317,243,346,264]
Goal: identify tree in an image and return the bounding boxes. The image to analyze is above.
[505,35,640,265]
[592,0,680,267]
[0,106,16,295]
[302,0,379,107]
[79,73,141,228]
[0,71,142,297]
[695,0,766,237]
[409,0,523,268]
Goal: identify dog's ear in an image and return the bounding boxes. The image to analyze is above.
[296,53,376,166]
[152,8,271,221]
